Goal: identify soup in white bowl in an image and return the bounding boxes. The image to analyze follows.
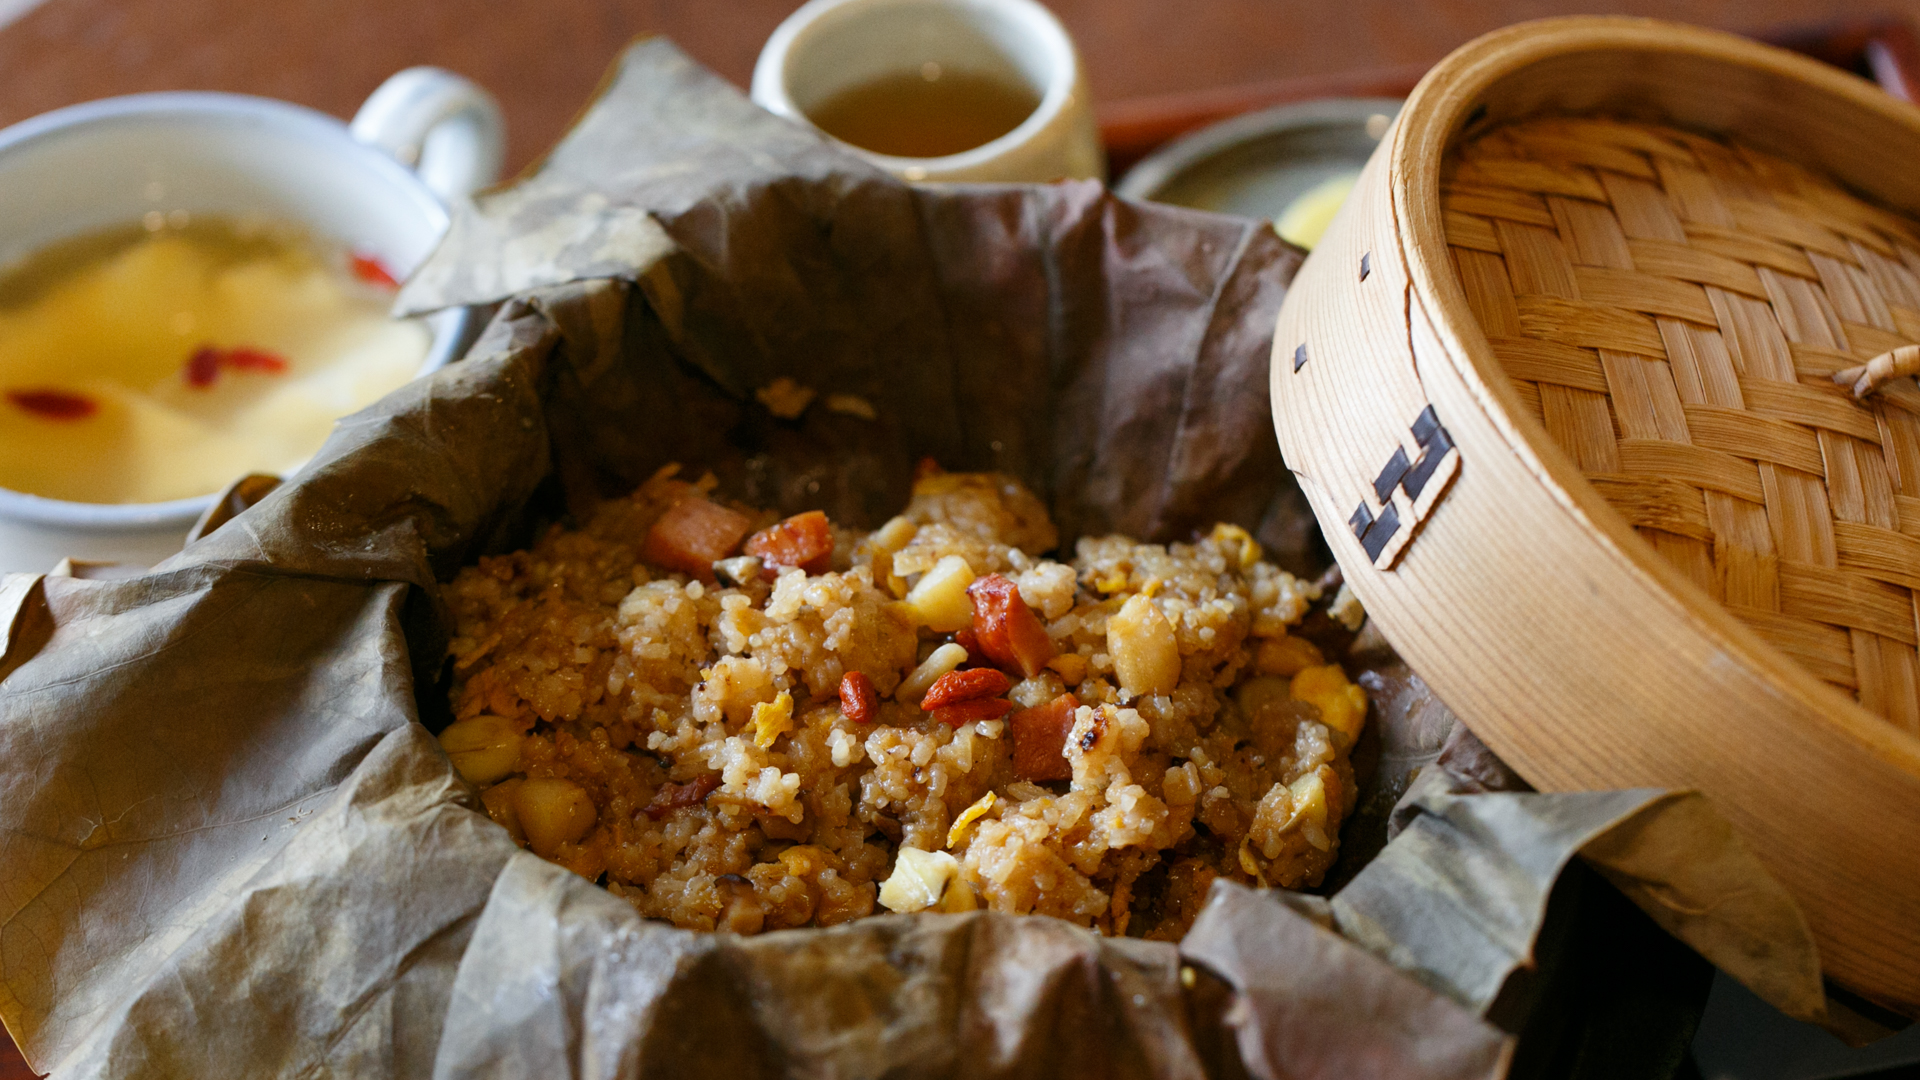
[0,214,430,505]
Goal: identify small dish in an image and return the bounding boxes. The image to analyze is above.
[1114,97,1402,224]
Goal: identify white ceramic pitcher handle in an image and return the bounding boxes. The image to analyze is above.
[349,67,505,201]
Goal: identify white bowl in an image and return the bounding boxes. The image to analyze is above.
[0,72,501,573]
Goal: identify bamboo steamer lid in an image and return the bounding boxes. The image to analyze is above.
[1271,16,1920,1014]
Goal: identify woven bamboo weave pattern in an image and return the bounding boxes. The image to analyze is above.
[1444,116,1920,734]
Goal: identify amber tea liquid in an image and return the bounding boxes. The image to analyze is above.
[807,66,1040,158]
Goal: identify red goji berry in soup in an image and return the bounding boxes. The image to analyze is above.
[5,388,97,421]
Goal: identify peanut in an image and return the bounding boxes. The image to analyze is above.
[1107,594,1180,698]
[438,714,523,786]
[513,778,598,858]
[901,555,976,632]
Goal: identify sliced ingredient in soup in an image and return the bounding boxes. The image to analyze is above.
[0,214,429,504]
[5,388,97,421]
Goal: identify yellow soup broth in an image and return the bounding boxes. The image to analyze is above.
[0,215,429,504]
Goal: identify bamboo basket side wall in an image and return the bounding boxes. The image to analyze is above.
[1272,17,1920,1015]
[1394,18,1920,762]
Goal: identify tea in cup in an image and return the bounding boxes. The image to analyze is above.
[751,0,1103,183]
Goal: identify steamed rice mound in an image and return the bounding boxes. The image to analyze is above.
[440,466,1366,938]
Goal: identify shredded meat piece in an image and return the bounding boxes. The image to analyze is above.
[967,574,1055,677]
[642,498,752,582]
[1010,693,1080,781]
[746,510,834,575]
[644,774,722,820]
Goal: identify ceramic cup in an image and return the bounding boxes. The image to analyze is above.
[0,68,504,574]
[751,0,1103,183]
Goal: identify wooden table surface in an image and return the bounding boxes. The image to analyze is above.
[0,0,1912,176]
[0,0,1913,1074]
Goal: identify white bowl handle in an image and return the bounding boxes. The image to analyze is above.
[349,67,505,201]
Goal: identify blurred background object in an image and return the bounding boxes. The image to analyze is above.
[1113,97,1398,242]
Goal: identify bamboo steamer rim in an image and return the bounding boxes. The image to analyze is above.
[1389,15,1920,773]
